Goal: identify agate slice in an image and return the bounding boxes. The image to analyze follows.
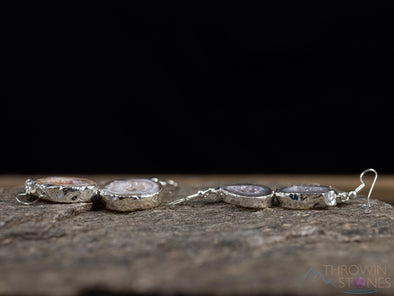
[37,176,96,186]
[275,184,337,209]
[222,184,272,197]
[278,184,331,194]
[25,176,98,203]
[101,178,162,212]
[220,184,274,209]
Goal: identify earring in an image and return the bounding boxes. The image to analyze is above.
[168,184,274,208]
[16,176,178,212]
[168,168,378,210]
[275,168,378,209]
[16,176,99,205]
[100,178,178,212]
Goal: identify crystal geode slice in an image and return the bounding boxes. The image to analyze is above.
[103,179,161,197]
[101,179,162,212]
[26,176,98,203]
[37,176,96,186]
[276,184,337,209]
[220,184,273,209]
[278,184,331,194]
[221,184,272,197]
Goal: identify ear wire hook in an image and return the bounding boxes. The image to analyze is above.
[362,168,378,207]
[352,168,378,207]
[168,188,218,206]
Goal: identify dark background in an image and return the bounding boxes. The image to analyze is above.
[2,2,393,174]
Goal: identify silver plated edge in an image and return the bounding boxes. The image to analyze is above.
[219,185,274,209]
[275,184,338,209]
[100,179,163,212]
[26,178,99,203]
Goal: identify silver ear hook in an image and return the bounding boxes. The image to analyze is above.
[168,188,218,205]
[359,168,378,207]
[346,168,378,207]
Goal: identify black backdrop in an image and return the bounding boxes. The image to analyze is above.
[2,2,393,174]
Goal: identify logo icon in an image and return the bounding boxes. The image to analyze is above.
[301,267,337,288]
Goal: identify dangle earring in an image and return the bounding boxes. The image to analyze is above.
[16,176,99,205]
[168,168,378,210]
[169,184,274,209]
[17,176,178,212]
[275,168,378,209]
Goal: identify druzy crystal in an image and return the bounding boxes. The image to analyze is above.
[279,185,331,194]
[37,177,96,186]
[222,185,272,197]
[104,179,160,196]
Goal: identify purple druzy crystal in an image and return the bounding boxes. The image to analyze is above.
[279,185,331,194]
[222,185,272,197]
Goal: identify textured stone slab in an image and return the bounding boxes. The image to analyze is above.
[0,182,393,295]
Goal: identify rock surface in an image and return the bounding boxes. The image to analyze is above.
[0,182,393,295]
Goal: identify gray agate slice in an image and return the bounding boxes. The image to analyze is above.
[276,184,337,209]
[220,184,274,209]
[101,178,162,212]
